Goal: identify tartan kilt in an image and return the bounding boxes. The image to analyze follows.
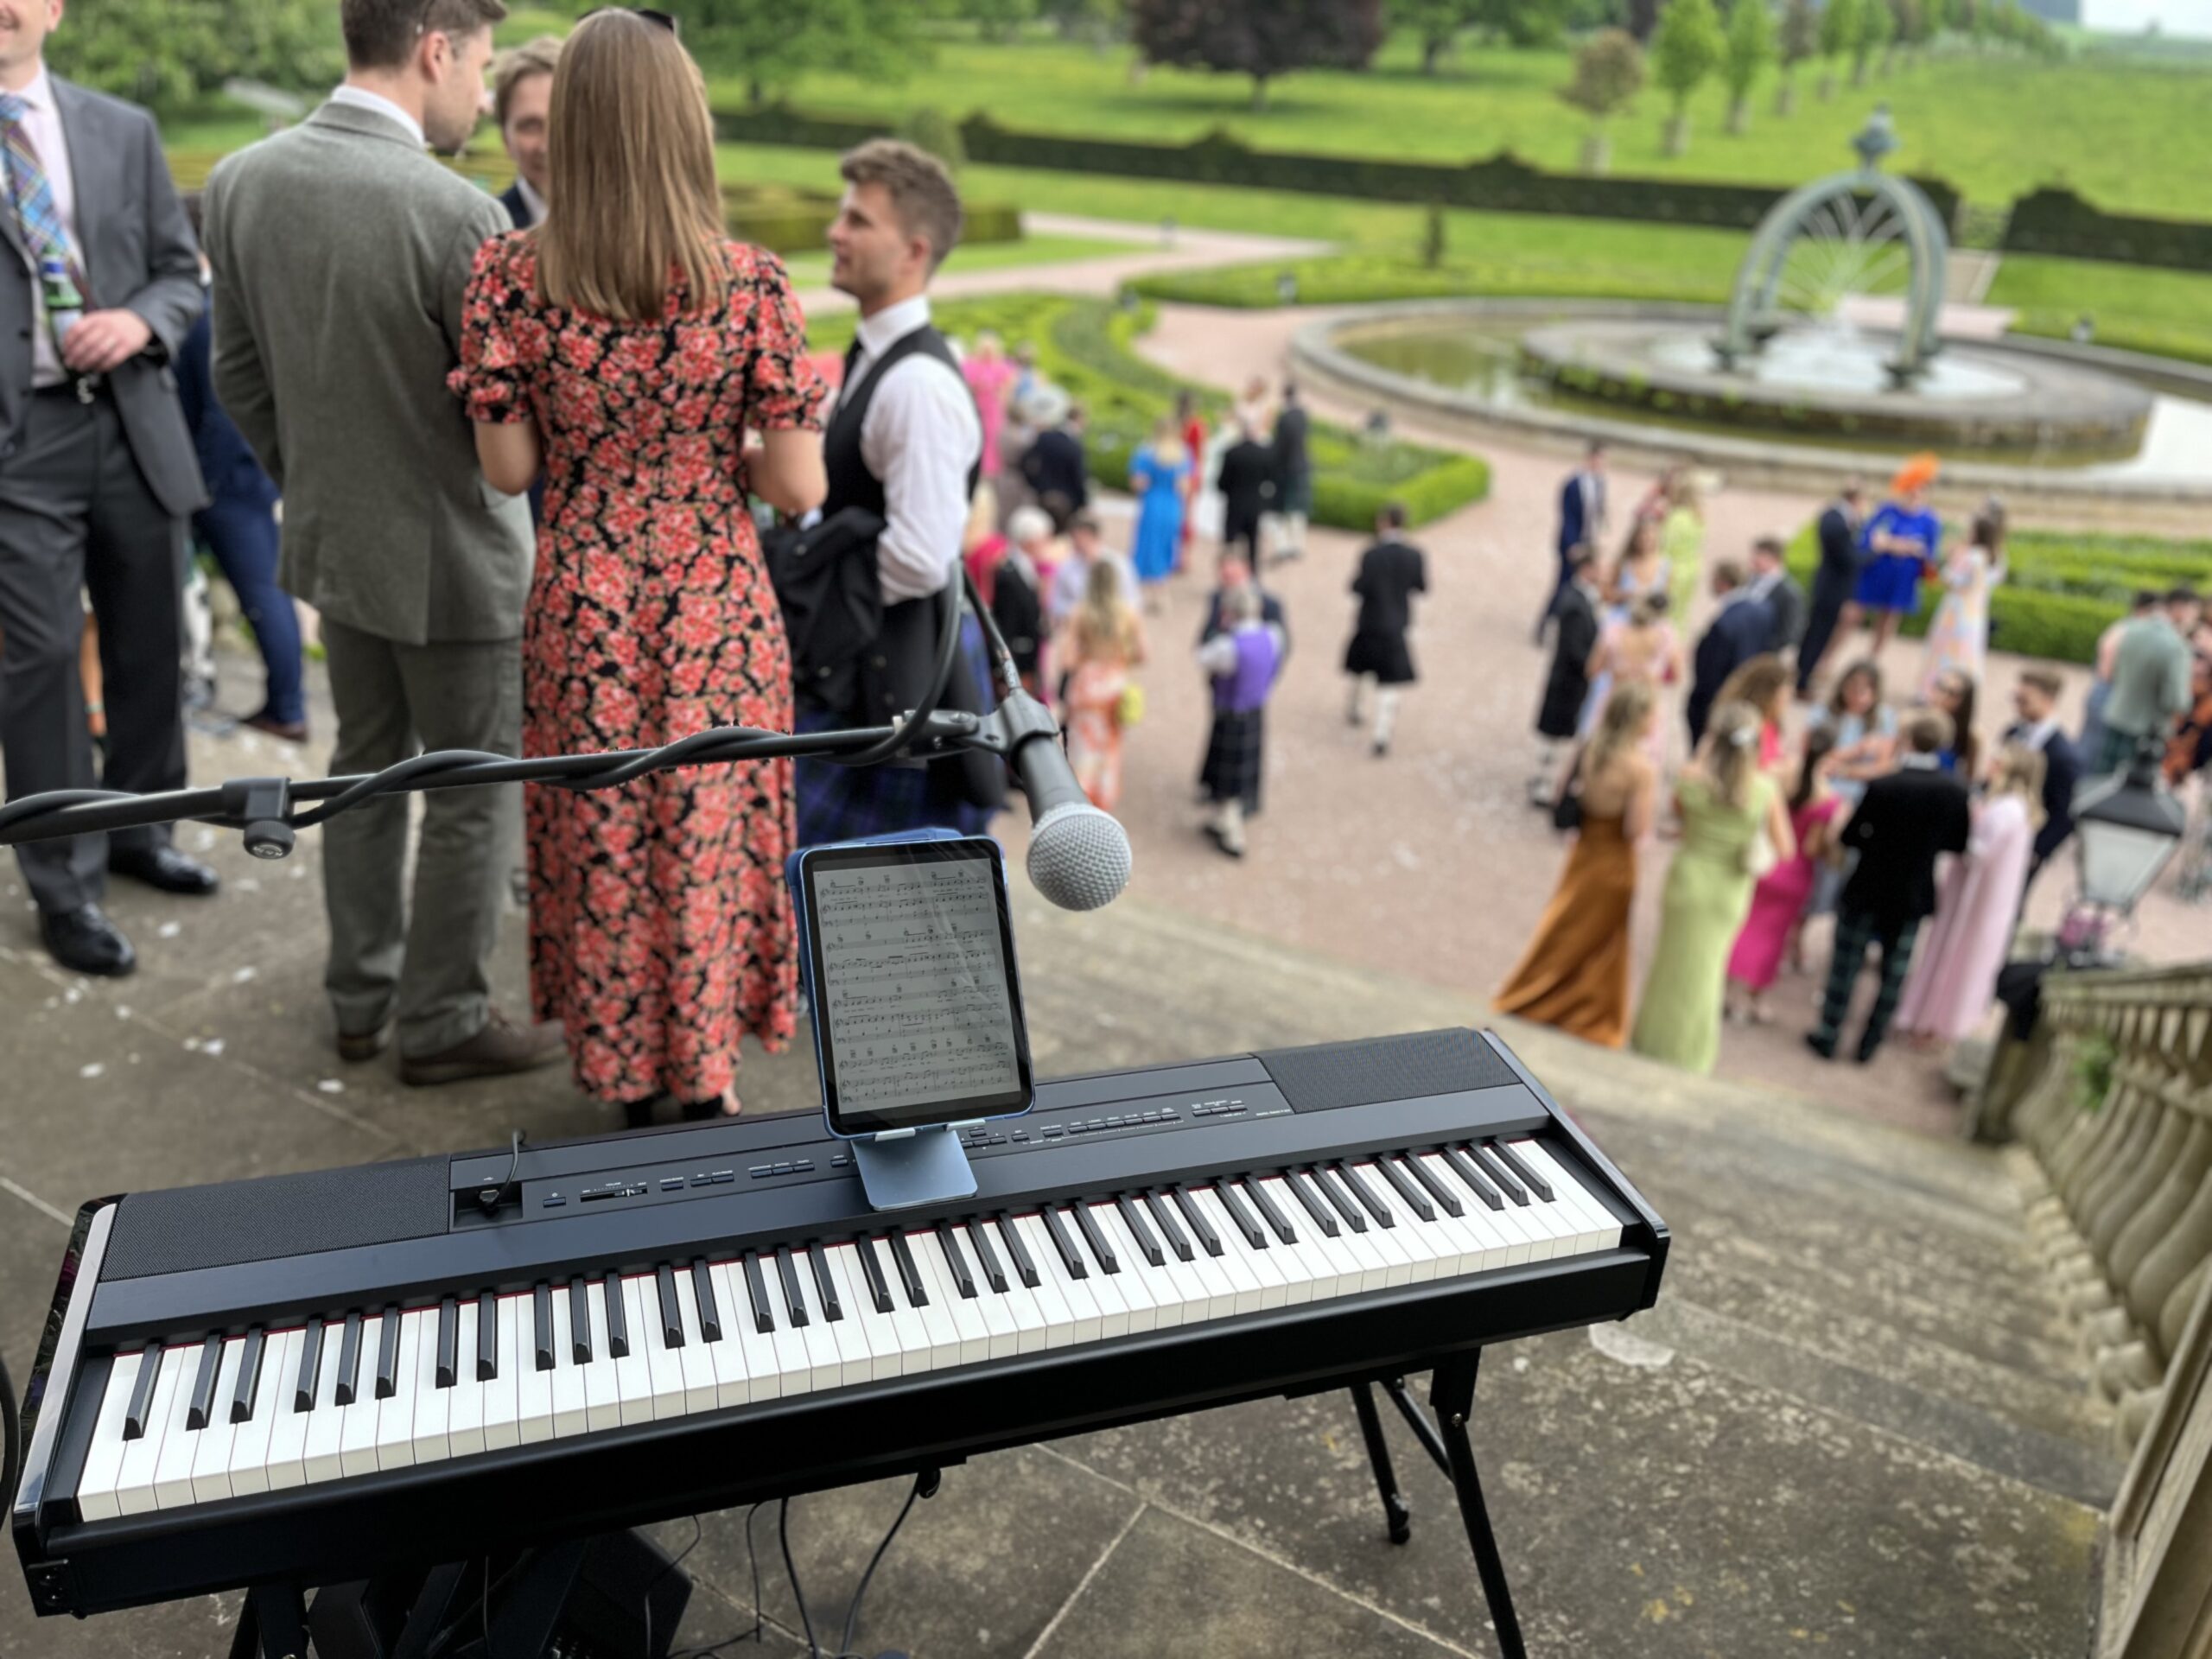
[1200,707,1268,812]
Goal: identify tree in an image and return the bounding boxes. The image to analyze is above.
[1853,0,1892,79]
[686,0,928,107]
[47,0,340,115]
[1649,0,1725,154]
[961,0,1039,41]
[1039,0,1126,42]
[1721,0,1774,131]
[1559,27,1645,173]
[1392,0,1482,73]
[1128,0,1385,111]
[1816,0,1861,96]
[1776,0,1817,112]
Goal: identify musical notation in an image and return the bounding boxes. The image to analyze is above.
[815,858,1020,1112]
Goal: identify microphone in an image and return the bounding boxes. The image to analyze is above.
[1002,697,1132,912]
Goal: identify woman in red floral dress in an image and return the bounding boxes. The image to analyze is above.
[450,12,827,1122]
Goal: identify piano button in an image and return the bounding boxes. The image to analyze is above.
[531,1283,557,1370]
[639,1276,690,1420]
[569,1280,594,1364]
[186,1336,223,1433]
[603,1269,631,1358]
[702,1263,754,1405]
[230,1328,290,1497]
[1490,1140,1554,1202]
[124,1343,162,1440]
[1144,1192,1194,1261]
[965,1218,1009,1294]
[1115,1196,1166,1267]
[77,1351,143,1521]
[545,1287,588,1438]
[1401,1152,1464,1217]
[935,1221,979,1298]
[1039,1206,1089,1280]
[818,1250,876,1383]
[153,1342,207,1510]
[658,1262,688,1346]
[117,1346,182,1515]
[1284,1169,1339,1237]
[613,1278,658,1424]
[742,1254,779,1333]
[1335,1163,1395,1230]
[264,1329,313,1490]
[1442,1147,1504,1210]
[1310,1166,1368,1234]
[1072,1203,1121,1274]
[230,1328,266,1425]
[515,1295,555,1444]
[447,1300,486,1455]
[1171,1187,1222,1256]
[1212,1180,1268,1249]
[414,1302,454,1462]
[805,1243,842,1322]
[1242,1178,1296,1245]
[694,1258,725,1340]
[579,1281,622,1430]
[669,1268,722,1411]
[372,1312,422,1468]
[1466,1143,1528,1205]
[854,1233,896,1313]
[479,1299,520,1450]
[1374,1157,1434,1222]
[773,1247,810,1328]
[888,1230,933,1306]
[995,1213,1040,1288]
[435,1298,460,1389]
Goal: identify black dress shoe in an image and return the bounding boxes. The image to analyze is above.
[110,845,220,896]
[39,905,137,977]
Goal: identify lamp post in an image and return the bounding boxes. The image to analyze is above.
[2059,751,2187,963]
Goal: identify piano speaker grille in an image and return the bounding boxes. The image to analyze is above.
[1257,1028,1515,1114]
[102,1157,453,1281]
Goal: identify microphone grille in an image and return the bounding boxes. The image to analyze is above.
[1027,802,1133,912]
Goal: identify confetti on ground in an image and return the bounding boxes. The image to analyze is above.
[316,1078,344,1094]
[79,1062,104,1079]
[201,1038,226,1057]
[233,966,258,983]
[157,922,181,939]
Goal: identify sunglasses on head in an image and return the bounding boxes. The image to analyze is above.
[581,5,679,33]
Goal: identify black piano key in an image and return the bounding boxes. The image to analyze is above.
[1336,1163,1395,1229]
[230,1329,266,1425]
[657,1262,688,1346]
[531,1284,556,1372]
[935,1222,978,1298]
[1144,1192,1195,1260]
[887,1231,931,1306]
[1172,1186,1223,1256]
[1116,1196,1165,1266]
[855,1235,896,1313]
[773,1247,810,1327]
[1310,1166,1368,1233]
[124,1345,162,1440]
[1402,1153,1464,1217]
[1466,1143,1528,1205]
[334,1312,365,1408]
[742,1254,778,1332]
[1443,1147,1503,1210]
[186,1338,222,1432]
[476,1294,499,1381]
[1285,1170,1339,1237]
[804,1245,841,1322]
[1373,1157,1434,1222]
[294,1321,325,1413]
[1213,1180,1268,1249]
[966,1218,1009,1293]
[435,1298,460,1388]
[569,1280,593,1363]
[376,1307,404,1400]
[695,1259,726,1339]
[603,1271,631,1357]
[1488,1141,1554,1203]
[1039,1206,1090,1279]
[995,1214,1040,1288]
[1071,1204,1120,1274]
[1241,1179,1296,1245]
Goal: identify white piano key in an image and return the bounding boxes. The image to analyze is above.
[837,1246,912,1379]
[1482,1187,1542,1265]
[188,1338,245,1504]
[116,1348,181,1516]
[1513,1142,1624,1251]
[1359,1171,1446,1282]
[301,1325,349,1486]
[228,1330,290,1498]
[918,1239,992,1366]
[1150,1219,1222,1320]
[638,1274,690,1419]
[547,1290,590,1438]
[783,1258,844,1392]
[1177,1223,1241,1320]
[337,1320,386,1479]
[613,1277,658,1422]
[993,1249,1052,1355]
[1016,1214,1099,1345]
[1088,1206,1160,1333]
[1249,1180,1316,1307]
[671,1268,723,1412]
[413,1309,452,1464]
[1187,1192,1268,1314]
[74,1351,142,1522]
[728,1264,785,1400]
[818,1249,879,1384]
[448,1302,487,1456]
[1208,1191,1292,1311]
[1065,1218,1131,1340]
[700,1263,753,1407]
[373,1312,422,1470]
[1347,1198,1417,1288]
[578,1280,624,1429]
[1101,1206,1181,1328]
[482,1296,522,1450]
[1415,1156,1514,1272]
[1292,1209,1363,1301]
[1009,1220,1077,1348]
[515,1292,555,1444]
[152,1342,207,1510]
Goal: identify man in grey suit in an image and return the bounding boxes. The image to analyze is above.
[0,0,215,978]
[205,0,561,1085]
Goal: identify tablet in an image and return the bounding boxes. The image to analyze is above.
[792,836,1034,1139]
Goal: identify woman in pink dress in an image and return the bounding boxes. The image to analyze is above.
[1726,725,1842,1023]
[1893,742,2044,1048]
[1063,559,1146,810]
[962,330,1018,480]
[1917,510,2005,702]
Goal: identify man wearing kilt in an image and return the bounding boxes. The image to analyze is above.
[1198,583,1285,859]
[1342,502,1427,758]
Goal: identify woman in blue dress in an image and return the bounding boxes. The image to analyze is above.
[1128,417,1191,602]
[1852,452,1942,657]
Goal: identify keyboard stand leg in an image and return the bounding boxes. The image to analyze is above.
[1350,1381,1413,1544]
[1428,1351,1528,1659]
[232,1583,310,1659]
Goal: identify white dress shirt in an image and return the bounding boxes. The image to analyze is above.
[7,65,85,388]
[840,293,982,604]
[2011,716,2061,753]
[328,84,426,149]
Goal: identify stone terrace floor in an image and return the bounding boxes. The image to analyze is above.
[0,681,2115,1658]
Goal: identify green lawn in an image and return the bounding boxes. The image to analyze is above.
[714,32,2212,218]
[1985,255,2212,367]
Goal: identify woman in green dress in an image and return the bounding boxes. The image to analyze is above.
[1630,701,1796,1074]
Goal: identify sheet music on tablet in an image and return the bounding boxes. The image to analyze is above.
[814,858,1024,1115]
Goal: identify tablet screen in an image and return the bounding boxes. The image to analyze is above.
[804,839,1032,1136]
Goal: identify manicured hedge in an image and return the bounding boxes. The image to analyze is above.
[2002,188,2212,275]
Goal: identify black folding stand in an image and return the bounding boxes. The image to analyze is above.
[1346,1350,1526,1659]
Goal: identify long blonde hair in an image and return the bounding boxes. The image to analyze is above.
[1073,557,1138,660]
[1989,741,2049,830]
[1703,700,1761,810]
[1586,681,1654,780]
[535,11,727,321]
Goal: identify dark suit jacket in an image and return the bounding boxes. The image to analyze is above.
[1018,425,1087,515]
[1557,469,1603,556]
[1686,593,1774,745]
[499,181,535,230]
[1814,504,1862,594]
[1216,439,1275,537]
[0,76,205,518]
[1537,583,1599,739]
[1269,404,1309,485]
[2006,721,2082,865]
[1839,764,1974,928]
[1759,571,1805,653]
[175,304,276,512]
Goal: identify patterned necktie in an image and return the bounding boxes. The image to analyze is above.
[0,92,89,310]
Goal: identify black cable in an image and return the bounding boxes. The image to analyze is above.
[963,567,1023,702]
[1,1353,18,1517]
[643,1516,703,1659]
[835,1475,925,1659]
[778,1497,819,1658]
[667,1503,772,1658]
[826,566,967,772]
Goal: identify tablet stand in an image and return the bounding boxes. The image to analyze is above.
[851,1124,979,1211]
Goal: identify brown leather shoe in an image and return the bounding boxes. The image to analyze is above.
[337,1020,392,1063]
[399,1010,566,1088]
